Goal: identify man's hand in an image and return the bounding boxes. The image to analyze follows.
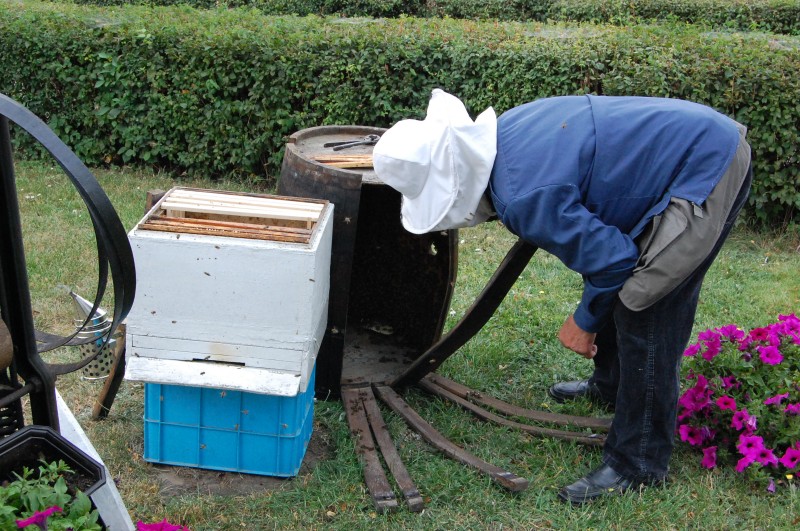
[558,314,597,359]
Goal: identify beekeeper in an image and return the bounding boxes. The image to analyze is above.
[372,88,752,504]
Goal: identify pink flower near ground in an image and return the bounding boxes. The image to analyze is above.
[784,403,800,415]
[701,446,718,469]
[683,343,702,357]
[679,424,705,446]
[764,392,790,406]
[758,345,784,365]
[779,447,800,470]
[736,454,755,472]
[721,375,739,389]
[737,434,765,457]
[716,396,737,410]
[701,338,723,361]
[718,324,745,341]
[731,409,753,431]
[16,507,62,529]
[755,447,779,466]
[136,519,190,531]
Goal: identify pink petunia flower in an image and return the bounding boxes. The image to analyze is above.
[755,447,779,467]
[779,447,800,470]
[764,393,790,406]
[758,345,784,365]
[718,324,745,341]
[732,409,754,431]
[16,506,62,529]
[136,519,190,531]
[736,454,755,472]
[679,424,705,446]
[701,446,718,469]
[784,403,800,415]
[716,396,737,411]
[721,375,739,390]
[698,329,721,343]
[701,337,723,361]
[683,343,702,357]
[737,434,765,457]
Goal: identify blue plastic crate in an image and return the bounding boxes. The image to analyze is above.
[143,368,315,477]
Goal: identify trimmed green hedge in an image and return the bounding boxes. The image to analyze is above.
[67,0,800,35]
[1,1,798,223]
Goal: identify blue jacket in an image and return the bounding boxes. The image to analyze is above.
[488,95,740,332]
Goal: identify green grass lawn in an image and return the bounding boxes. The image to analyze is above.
[10,160,800,529]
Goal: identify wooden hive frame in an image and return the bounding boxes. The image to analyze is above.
[139,187,327,244]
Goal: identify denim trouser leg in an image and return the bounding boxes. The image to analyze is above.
[600,165,753,483]
[588,321,619,405]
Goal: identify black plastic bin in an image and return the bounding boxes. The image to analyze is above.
[0,425,106,496]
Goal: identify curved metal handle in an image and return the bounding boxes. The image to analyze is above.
[0,93,136,377]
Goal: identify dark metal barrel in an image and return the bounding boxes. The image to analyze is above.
[278,126,457,399]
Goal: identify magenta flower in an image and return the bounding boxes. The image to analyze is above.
[679,424,705,446]
[718,324,745,341]
[748,326,772,342]
[683,343,702,357]
[778,313,799,328]
[736,454,755,472]
[701,337,723,361]
[681,315,800,489]
[755,447,779,467]
[779,447,800,470]
[764,392,790,406]
[737,434,765,457]
[16,507,62,529]
[716,396,737,411]
[784,403,800,415]
[701,446,718,469]
[731,409,753,431]
[136,520,190,531]
[758,345,784,365]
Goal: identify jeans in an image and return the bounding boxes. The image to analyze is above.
[589,163,753,483]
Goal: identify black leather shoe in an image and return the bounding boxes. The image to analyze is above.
[548,379,606,404]
[558,464,636,505]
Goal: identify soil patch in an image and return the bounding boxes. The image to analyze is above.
[154,422,333,497]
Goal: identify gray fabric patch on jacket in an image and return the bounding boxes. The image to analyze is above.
[619,123,751,311]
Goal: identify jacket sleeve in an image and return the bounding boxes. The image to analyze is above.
[501,183,640,332]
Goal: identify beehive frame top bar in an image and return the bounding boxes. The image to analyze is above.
[138,187,329,244]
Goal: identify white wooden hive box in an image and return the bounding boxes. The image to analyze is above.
[124,187,332,394]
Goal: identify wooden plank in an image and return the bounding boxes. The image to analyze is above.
[162,197,323,219]
[168,189,325,213]
[417,378,605,446]
[165,189,324,212]
[139,219,312,244]
[361,386,424,512]
[373,385,529,493]
[427,374,612,431]
[147,215,313,235]
[158,200,320,223]
[314,160,373,169]
[342,388,398,514]
[91,325,127,420]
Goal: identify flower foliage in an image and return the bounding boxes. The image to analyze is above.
[0,460,101,530]
[678,314,800,488]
